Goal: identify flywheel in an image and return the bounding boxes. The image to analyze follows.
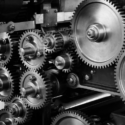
[72,0,125,68]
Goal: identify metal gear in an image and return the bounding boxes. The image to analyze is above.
[55,50,75,73]
[6,96,32,124]
[19,30,46,70]
[72,0,125,68]
[51,110,90,125]
[0,32,12,66]
[0,66,14,102]
[20,70,52,109]
[114,51,125,101]
[43,32,65,54]
[0,109,17,125]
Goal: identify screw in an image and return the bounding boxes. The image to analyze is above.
[8,24,15,32]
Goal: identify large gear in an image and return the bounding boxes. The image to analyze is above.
[72,0,125,68]
[20,70,52,109]
[6,96,32,124]
[0,66,14,102]
[0,32,12,66]
[114,51,125,101]
[0,109,17,125]
[19,30,46,70]
[51,110,90,125]
[43,32,66,54]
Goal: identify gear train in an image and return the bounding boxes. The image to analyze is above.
[0,0,125,125]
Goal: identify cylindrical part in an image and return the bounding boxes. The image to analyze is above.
[63,93,111,110]
[22,86,36,97]
[55,54,71,70]
[0,74,10,91]
[44,37,54,49]
[5,118,13,125]
[21,47,36,56]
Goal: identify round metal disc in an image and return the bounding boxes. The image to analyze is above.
[115,52,125,101]
[72,0,125,67]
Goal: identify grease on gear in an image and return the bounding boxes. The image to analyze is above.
[115,51,125,101]
[19,30,46,70]
[6,96,32,124]
[51,110,90,125]
[20,70,52,109]
[0,66,14,102]
[72,0,125,68]
[0,32,12,66]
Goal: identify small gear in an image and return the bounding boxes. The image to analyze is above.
[55,51,76,73]
[20,70,52,109]
[114,51,125,101]
[51,110,91,125]
[43,32,65,54]
[7,96,32,124]
[72,0,125,68]
[0,109,16,125]
[0,32,13,66]
[0,66,14,102]
[19,30,46,70]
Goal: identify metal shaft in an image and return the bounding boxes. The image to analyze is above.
[63,93,111,110]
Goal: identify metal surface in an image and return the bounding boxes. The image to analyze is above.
[72,0,125,68]
[8,96,31,124]
[19,30,46,70]
[43,32,64,53]
[35,12,73,24]
[0,109,16,125]
[51,110,90,125]
[20,70,51,109]
[55,51,74,73]
[63,93,111,110]
[0,67,14,102]
[0,21,35,33]
[115,51,125,101]
[0,32,12,65]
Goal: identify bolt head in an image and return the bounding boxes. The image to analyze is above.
[36,94,41,99]
[85,75,90,81]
